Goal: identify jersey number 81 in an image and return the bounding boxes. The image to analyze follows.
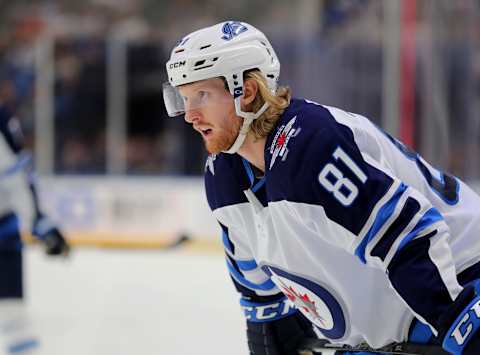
[318,147,367,206]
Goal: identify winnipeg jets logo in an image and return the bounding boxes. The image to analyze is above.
[277,280,336,332]
[279,283,327,327]
[263,265,348,340]
[221,21,248,41]
[205,154,217,175]
[269,116,301,170]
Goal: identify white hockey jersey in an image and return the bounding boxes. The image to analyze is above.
[204,98,480,348]
[0,106,34,229]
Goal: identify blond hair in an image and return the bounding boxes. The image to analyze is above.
[245,70,291,139]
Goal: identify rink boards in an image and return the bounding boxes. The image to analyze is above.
[25,176,480,250]
[31,176,221,249]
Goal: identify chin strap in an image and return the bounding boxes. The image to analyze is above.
[223,100,269,154]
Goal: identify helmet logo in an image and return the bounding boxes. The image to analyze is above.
[169,60,186,69]
[221,21,248,41]
[233,87,243,98]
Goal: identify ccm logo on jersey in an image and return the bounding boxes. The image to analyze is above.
[241,298,296,322]
[451,298,480,345]
[443,295,480,355]
[169,61,186,69]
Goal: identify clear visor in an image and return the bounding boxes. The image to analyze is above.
[162,80,233,117]
[163,82,185,117]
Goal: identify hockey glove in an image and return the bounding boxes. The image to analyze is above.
[439,281,480,355]
[246,312,315,355]
[32,214,70,256]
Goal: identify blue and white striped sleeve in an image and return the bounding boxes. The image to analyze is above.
[204,152,297,323]
[220,222,277,296]
[219,222,297,323]
[285,105,462,334]
[349,158,462,334]
[0,115,35,229]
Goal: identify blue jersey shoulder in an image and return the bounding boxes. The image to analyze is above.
[204,153,252,211]
[265,99,394,235]
[265,98,349,193]
[266,99,335,169]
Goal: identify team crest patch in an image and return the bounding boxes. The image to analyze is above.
[262,265,348,340]
[279,281,329,328]
[221,21,248,41]
[205,154,217,175]
[269,116,301,170]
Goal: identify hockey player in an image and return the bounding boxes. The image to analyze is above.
[0,103,69,296]
[0,103,69,353]
[163,21,480,355]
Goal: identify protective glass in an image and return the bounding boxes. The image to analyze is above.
[162,80,232,117]
[163,82,186,117]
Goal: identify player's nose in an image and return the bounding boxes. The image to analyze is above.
[184,109,201,124]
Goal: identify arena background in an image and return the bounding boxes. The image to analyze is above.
[0,1,479,354]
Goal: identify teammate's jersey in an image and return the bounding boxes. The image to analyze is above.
[0,106,33,226]
[204,98,480,348]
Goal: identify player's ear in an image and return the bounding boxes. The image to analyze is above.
[240,78,258,111]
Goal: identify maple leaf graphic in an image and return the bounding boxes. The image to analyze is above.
[276,133,287,148]
[280,285,326,327]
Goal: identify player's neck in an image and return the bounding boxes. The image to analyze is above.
[237,131,266,173]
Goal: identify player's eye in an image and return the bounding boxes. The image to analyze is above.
[198,91,209,101]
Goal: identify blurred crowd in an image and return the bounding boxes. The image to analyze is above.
[0,0,479,178]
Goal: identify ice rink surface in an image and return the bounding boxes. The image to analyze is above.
[1,247,248,355]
